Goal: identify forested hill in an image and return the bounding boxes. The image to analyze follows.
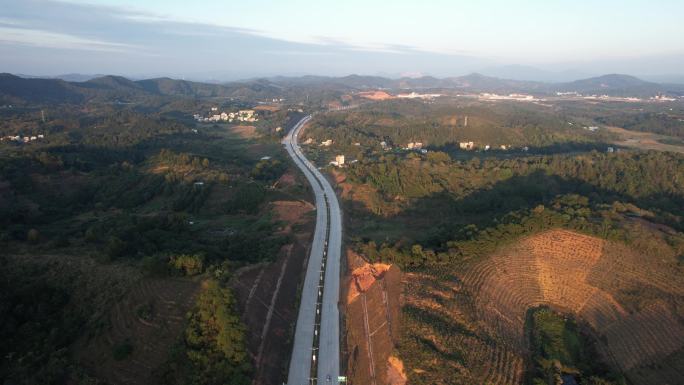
[0,73,283,105]
[4,72,684,106]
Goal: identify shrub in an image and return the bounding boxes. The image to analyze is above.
[170,254,205,276]
[112,341,134,361]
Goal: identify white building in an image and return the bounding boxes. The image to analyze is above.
[335,154,345,166]
[459,141,475,150]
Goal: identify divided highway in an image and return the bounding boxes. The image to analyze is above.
[284,115,341,385]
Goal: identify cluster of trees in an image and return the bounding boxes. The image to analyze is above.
[306,101,609,154]
[347,151,684,224]
[0,260,77,384]
[0,85,303,385]
[250,158,287,181]
[346,150,684,270]
[156,148,210,169]
[526,307,624,385]
[160,280,251,385]
[596,112,684,138]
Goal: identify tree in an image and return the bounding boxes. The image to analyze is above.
[182,280,250,384]
[27,229,40,244]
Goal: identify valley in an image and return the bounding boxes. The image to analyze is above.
[1,71,683,385]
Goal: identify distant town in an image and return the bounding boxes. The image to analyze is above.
[193,108,259,123]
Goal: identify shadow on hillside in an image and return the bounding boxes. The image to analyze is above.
[344,169,684,248]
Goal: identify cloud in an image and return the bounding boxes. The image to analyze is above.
[0,0,486,78]
[0,26,142,53]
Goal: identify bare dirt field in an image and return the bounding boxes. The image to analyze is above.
[253,105,281,112]
[344,249,403,385]
[358,91,396,101]
[230,125,258,139]
[606,125,684,154]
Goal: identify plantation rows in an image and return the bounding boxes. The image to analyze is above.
[455,230,684,384]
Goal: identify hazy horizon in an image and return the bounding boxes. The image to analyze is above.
[1,0,684,82]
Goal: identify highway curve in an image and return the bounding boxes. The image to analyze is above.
[284,115,341,385]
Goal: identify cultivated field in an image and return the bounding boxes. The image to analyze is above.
[606,125,684,154]
[398,228,684,385]
[459,229,684,384]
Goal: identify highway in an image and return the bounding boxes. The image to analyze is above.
[284,115,341,385]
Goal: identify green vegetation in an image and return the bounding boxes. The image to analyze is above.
[312,102,684,385]
[345,150,683,269]
[170,254,205,276]
[526,307,624,385]
[0,94,301,384]
[0,263,75,383]
[305,100,611,158]
[112,341,135,361]
[160,280,251,385]
[596,112,684,138]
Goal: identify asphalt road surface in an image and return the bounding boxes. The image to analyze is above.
[284,115,341,385]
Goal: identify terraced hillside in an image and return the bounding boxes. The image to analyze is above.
[76,278,201,384]
[401,229,684,385]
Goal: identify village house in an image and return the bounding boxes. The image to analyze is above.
[459,141,475,150]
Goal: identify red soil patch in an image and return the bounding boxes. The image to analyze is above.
[270,200,314,235]
[331,169,347,184]
[358,91,396,101]
[347,262,391,304]
[344,249,402,385]
[276,172,296,187]
[387,356,407,385]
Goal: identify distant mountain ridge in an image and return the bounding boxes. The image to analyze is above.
[264,72,684,96]
[0,73,285,104]
[2,72,683,105]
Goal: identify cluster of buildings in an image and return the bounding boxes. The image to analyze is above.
[650,95,677,102]
[479,93,540,102]
[555,92,679,103]
[193,109,258,123]
[459,141,512,151]
[396,92,442,100]
[582,95,642,103]
[459,141,475,150]
[403,142,428,154]
[320,139,333,146]
[1,134,45,143]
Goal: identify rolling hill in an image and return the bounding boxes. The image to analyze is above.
[0,73,284,105]
[3,72,684,106]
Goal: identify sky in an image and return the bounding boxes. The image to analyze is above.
[1,0,683,81]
